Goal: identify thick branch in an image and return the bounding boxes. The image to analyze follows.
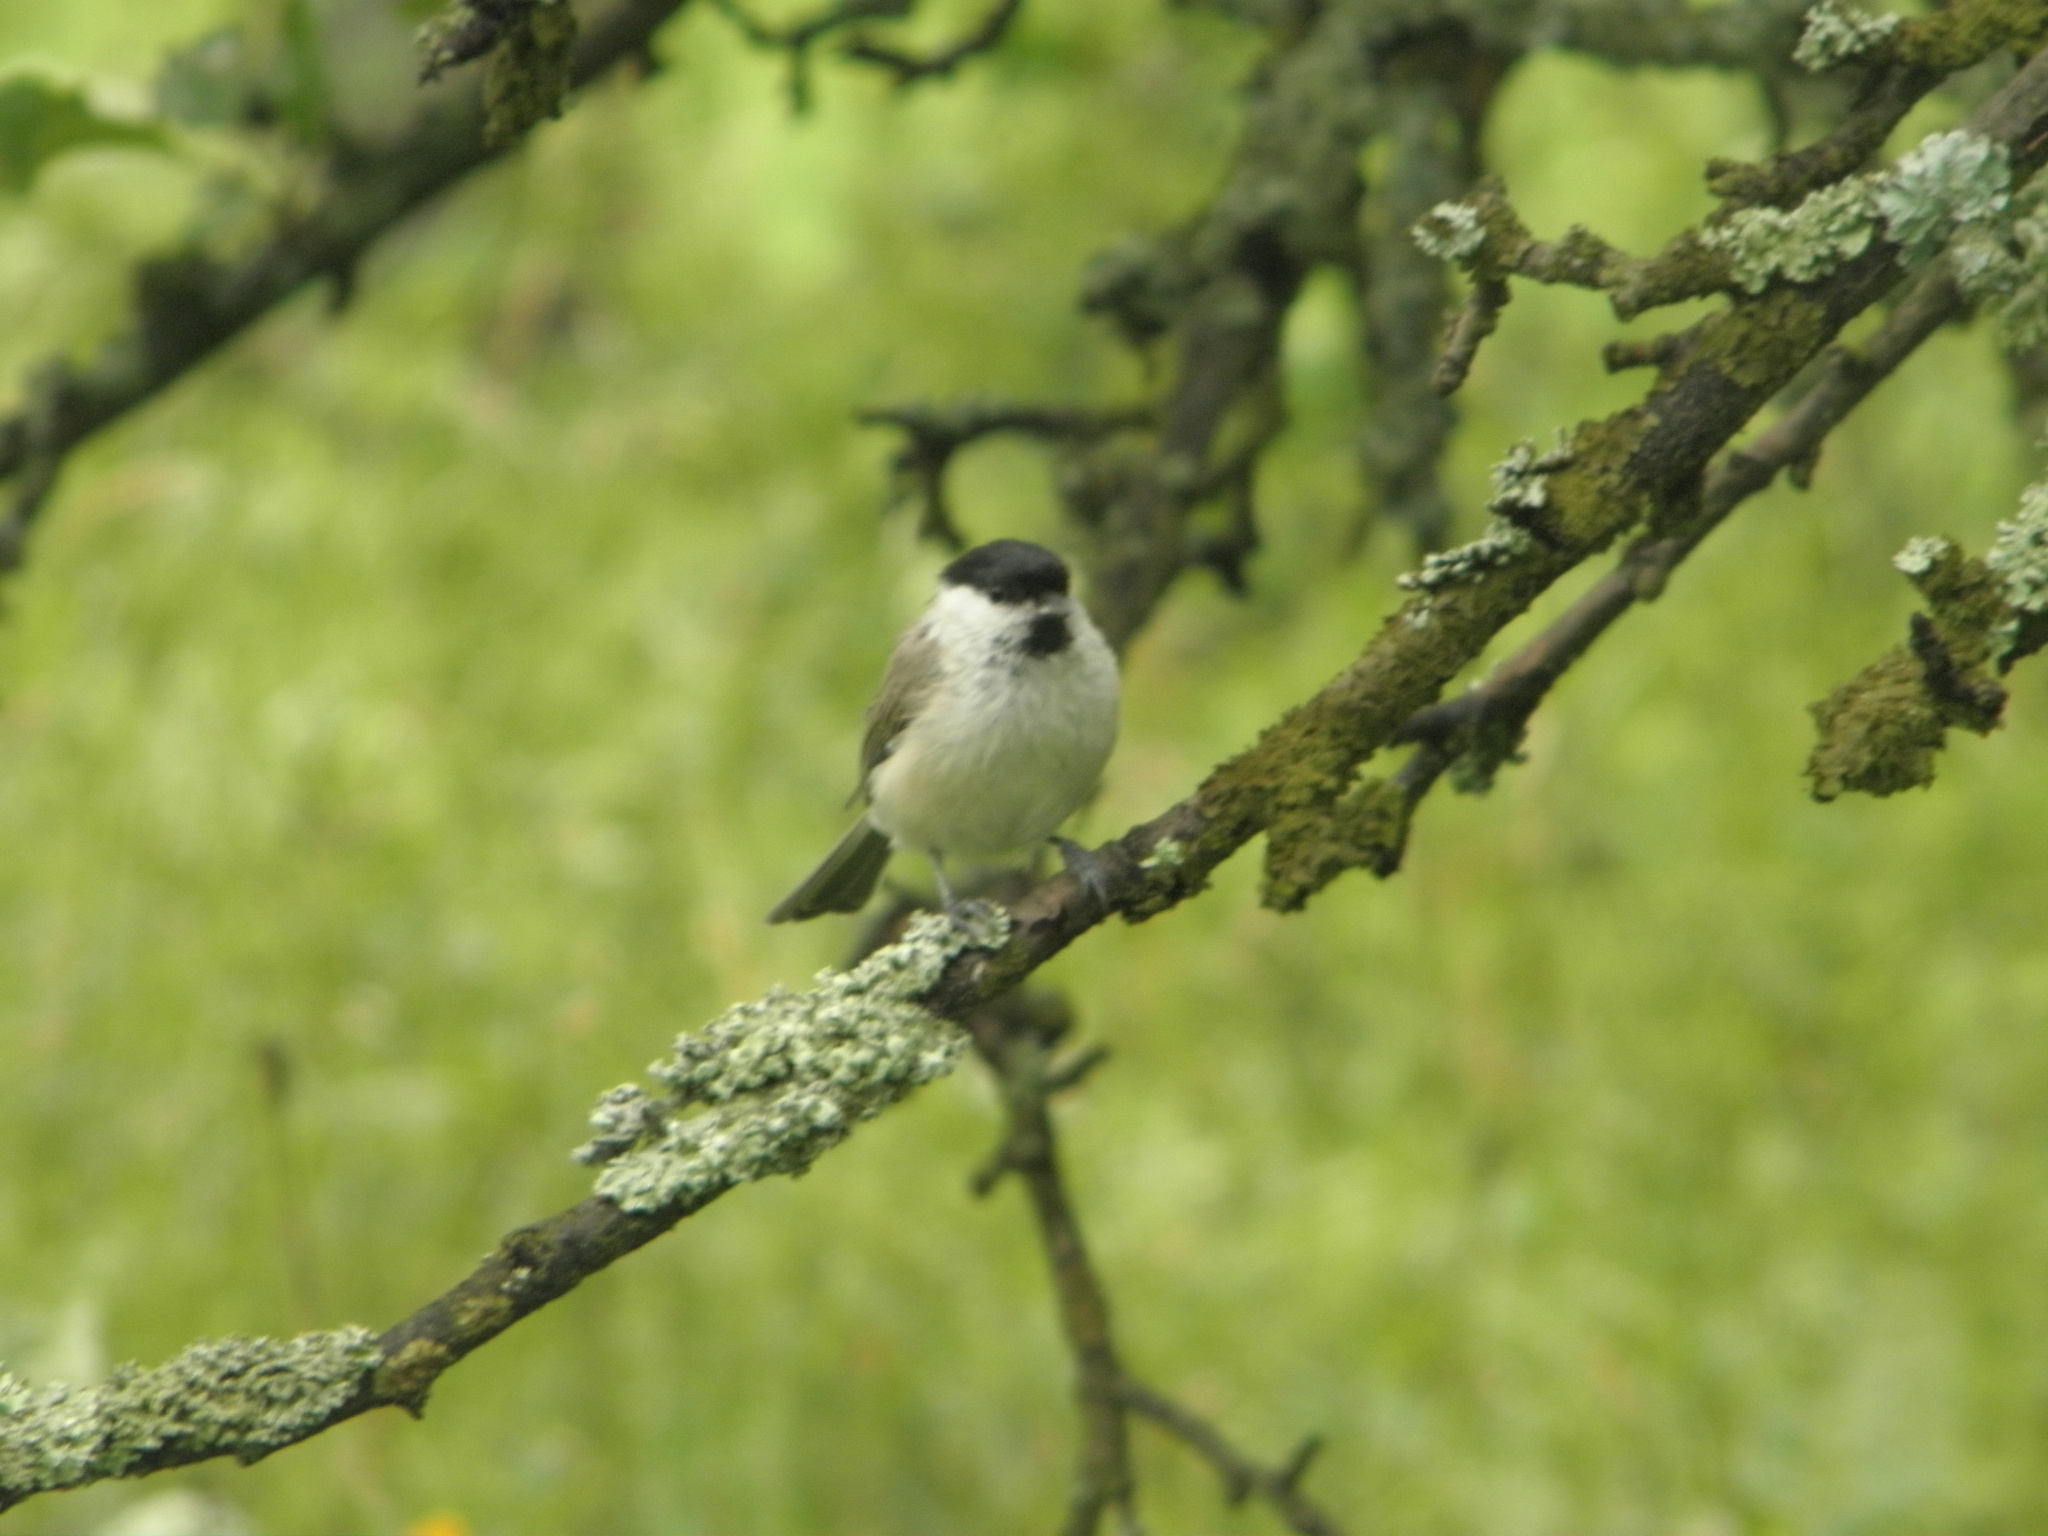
[1352,28,1501,550]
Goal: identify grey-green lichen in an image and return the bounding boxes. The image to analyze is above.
[1950,176,2048,351]
[576,910,1006,1214]
[1704,130,2010,294]
[1792,0,1902,71]
[1396,520,1533,593]
[1877,132,2010,262]
[0,1328,379,1498]
[1893,535,1955,577]
[1139,838,1186,871]
[1488,430,1575,516]
[1986,478,2048,660]
[1411,201,1486,262]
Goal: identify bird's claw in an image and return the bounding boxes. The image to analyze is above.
[1051,837,1113,913]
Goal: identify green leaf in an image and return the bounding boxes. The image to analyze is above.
[0,70,167,194]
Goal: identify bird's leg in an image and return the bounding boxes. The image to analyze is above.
[928,850,1001,924]
[928,850,960,912]
[1051,836,1113,913]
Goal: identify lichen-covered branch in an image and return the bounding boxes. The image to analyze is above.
[1290,253,1985,892]
[1809,477,2048,798]
[0,0,690,572]
[0,1331,381,1499]
[0,913,1008,1511]
[574,910,998,1211]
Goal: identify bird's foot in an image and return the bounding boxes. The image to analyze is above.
[1051,837,1113,913]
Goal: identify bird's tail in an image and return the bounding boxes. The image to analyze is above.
[766,821,894,924]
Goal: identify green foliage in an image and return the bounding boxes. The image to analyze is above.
[2,7,2048,1536]
[0,72,165,194]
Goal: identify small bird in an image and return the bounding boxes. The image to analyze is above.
[768,539,1120,923]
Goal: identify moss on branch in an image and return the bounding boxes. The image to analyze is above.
[1808,503,2048,800]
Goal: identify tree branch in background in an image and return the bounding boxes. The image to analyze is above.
[964,987,1141,1536]
[840,0,1030,87]
[1349,25,1503,551]
[865,0,1822,652]
[0,0,691,574]
[711,0,1030,109]
[857,400,1156,549]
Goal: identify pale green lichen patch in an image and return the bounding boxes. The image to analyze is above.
[1876,132,2009,262]
[0,1328,379,1497]
[1487,430,1574,516]
[1705,130,2009,294]
[1793,0,1902,71]
[1706,178,1881,292]
[1412,201,1485,262]
[577,910,1006,1214]
[1397,521,1533,593]
[1138,838,1185,871]
[1952,178,2048,351]
[1893,535,1954,577]
[1987,481,2048,611]
[1986,478,2048,661]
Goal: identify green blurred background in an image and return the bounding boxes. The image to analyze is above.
[3,3,2047,1532]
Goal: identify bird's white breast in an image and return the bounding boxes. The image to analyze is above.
[866,586,1118,860]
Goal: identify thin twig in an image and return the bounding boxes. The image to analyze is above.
[1431,275,1508,396]
[859,401,1154,549]
[964,995,1140,1536]
[841,0,1027,84]
[1121,1381,1345,1536]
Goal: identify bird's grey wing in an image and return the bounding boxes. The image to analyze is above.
[851,622,942,805]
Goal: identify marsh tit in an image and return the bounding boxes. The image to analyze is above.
[768,539,1120,923]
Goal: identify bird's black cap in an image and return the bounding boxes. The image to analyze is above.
[940,539,1070,605]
